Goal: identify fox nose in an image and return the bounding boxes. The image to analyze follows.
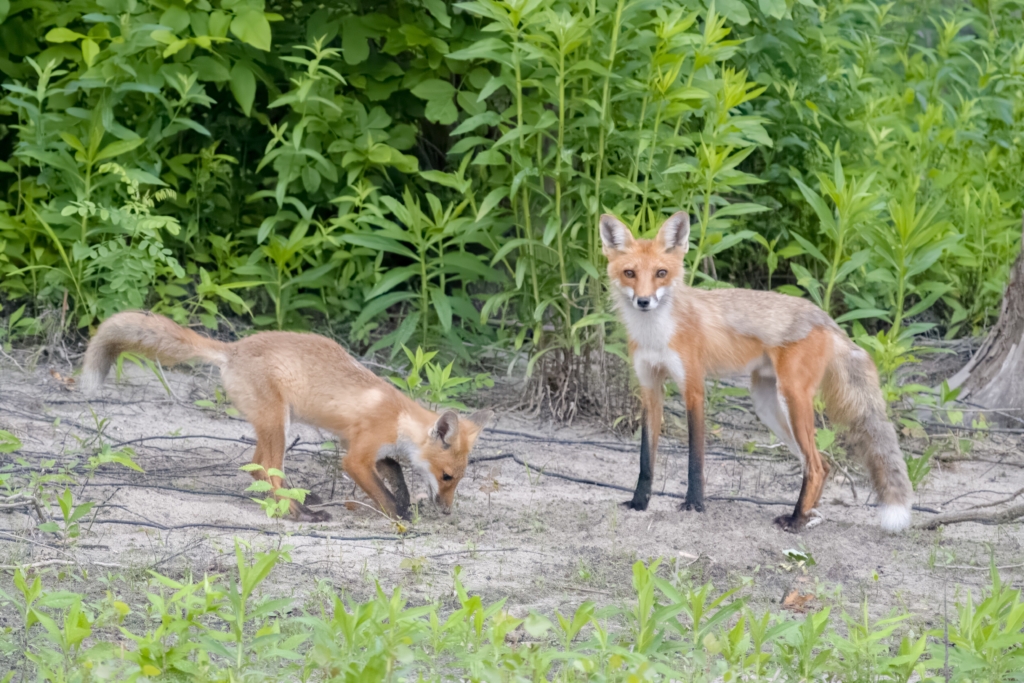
[636,297,651,309]
[435,495,452,514]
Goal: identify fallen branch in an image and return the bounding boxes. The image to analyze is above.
[934,562,1024,571]
[78,518,419,542]
[0,558,124,571]
[0,493,48,523]
[965,486,1024,510]
[914,504,1024,530]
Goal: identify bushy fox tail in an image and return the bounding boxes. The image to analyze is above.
[81,311,230,393]
[821,335,913,531]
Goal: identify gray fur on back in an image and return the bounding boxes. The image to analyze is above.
[700,288,840,347]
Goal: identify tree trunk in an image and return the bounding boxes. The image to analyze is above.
[948,214,1024,425]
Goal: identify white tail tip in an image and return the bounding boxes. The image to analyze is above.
[878,504,911,532]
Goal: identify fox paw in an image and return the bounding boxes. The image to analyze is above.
[804,509,824,529]
[621,498,649,512]
[774,509,822,533]
[680,499,705,513]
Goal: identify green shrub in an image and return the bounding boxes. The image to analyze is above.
[0,0,1021,387]
[2,544,1022,681]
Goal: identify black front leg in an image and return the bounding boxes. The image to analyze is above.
[682,401,705,512]
[625,414,653,511]
[376,457,412,520]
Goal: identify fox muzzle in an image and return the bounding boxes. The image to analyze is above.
[627,286,667,311]
[434,494,452,514]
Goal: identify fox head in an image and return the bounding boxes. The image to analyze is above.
[599,212,690,312]
[417,409,493,514]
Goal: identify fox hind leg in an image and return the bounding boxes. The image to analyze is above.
[750,371,805,468]
[249,402,330,523]
[769,333,832,532]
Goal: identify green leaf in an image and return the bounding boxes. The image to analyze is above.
[230,63,256,116]
[715,0,751,25]
[758,0,787,19]
[59,133,86,155]
[419,170,469,192]
[425,98,458,125]
[0,430,22,454]
[476,187,508,221]
[0,0,9,24]
[68,501,95,524]
[342,18,370,65]
[411,78,456,102]
[423,0,451,28]
[231,10,272,51]
[794,178,836,235]
[192,56,231,83]
[81,38,99,66]
[210,10,231,38]
[45,28,85,43]
[367,266,419,299]
[524,613,553,637]
[341,233,417,260]
[835,308,891,323]
[447,38,507,62]
[95,138,144,162]
[430,288,453,331]
[353,291,416,330]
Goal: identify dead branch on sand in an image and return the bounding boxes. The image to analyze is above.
[914,503,1024,530]
[0,558,125,571]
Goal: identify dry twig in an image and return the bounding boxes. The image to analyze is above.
[914,503,1024,530]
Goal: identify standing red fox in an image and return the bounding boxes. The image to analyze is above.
[81,311,492,522]
[600,212,913,532]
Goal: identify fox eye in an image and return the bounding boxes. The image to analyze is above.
[442,472,453,481]
[623,270,635,278]
[656,269,668,278]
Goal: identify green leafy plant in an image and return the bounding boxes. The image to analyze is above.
[905,445,935,492]
[240,464,309,519]
[37,487,94,544]
[390,345,493,409]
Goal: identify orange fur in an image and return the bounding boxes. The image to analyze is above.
[81,311,492,521]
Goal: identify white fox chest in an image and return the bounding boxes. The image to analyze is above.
[623,306,686,388]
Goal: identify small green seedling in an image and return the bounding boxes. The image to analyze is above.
[195,386,240,417]
[240,464,309,519]
[782,548,817,573]
[39,487,94,544]
[390,345,493,409]
[0,430,22,453]
[905,444,935,491]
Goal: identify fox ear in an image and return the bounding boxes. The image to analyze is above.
[657,212,690,254]
[599,214,634,254]
[465,409,493,430]
[431,410,460,448]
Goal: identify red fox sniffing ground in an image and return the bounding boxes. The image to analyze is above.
[600,212,913,532]
[81,311,492,522]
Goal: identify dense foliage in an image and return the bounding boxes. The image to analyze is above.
[1,0,1021,386]
[2,544,1023,681]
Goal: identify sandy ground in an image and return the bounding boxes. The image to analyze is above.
[1,352,1022,625]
